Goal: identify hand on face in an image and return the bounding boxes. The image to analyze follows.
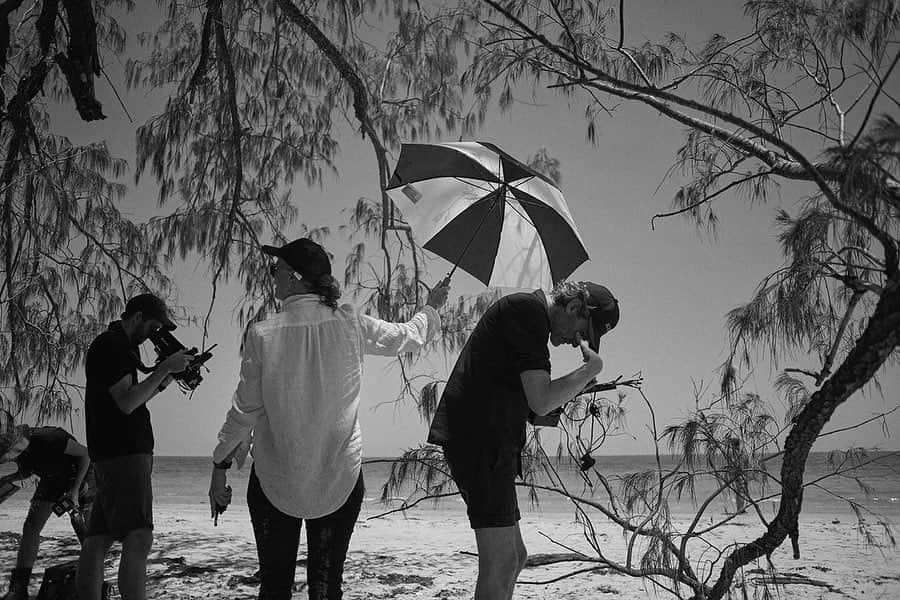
[576,333,604,377]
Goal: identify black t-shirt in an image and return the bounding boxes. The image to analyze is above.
[428,292,551,450]
[16,427,76,480]
[84,321,154,460]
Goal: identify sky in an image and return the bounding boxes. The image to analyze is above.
[45,0,900,457]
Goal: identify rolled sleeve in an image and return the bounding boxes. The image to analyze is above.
[212,329,264,468]
[360,305,441,356]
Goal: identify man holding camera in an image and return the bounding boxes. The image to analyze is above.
[427,281,619,600]
[76,293,194,600]
[208,237,450,600]
[0,425,92,600]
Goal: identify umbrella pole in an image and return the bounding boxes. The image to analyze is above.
[445,187,505,283]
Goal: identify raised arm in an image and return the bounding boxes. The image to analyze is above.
[359,279,450,356]
[109,350,194,415]
[521,336,604,416]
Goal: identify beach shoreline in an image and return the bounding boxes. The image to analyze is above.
[2,500,898,599]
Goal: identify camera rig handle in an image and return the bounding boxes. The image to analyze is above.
[145,329,216,392]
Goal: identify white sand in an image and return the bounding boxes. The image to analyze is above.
[1,502,898,599]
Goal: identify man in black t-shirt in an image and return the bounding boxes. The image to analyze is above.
[428,281,619,600]
[0,425,93,600]
[75,293,193,600]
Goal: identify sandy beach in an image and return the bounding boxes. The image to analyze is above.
[2,499,898,599]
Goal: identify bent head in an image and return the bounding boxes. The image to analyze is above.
[548,281,619,350]
[0,424,30,464]
[121,293,176,345]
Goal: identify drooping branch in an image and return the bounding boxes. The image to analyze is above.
[482,0,900,278]
[276,0,414,319]
[189,1,217,90]
[709,283,900,598]
[56,0,105,120]
[816,289,864,386]
[196,0,254,349]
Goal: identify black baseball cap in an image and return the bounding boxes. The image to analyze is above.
[124,293,177,331]
[582,282,619,351]
[262,238,332,282]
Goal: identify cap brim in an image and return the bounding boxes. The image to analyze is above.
[160,315,177,331]
[261,245,282,257]
[588,324,601,352]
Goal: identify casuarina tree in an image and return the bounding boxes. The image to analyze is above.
[0,0,173,424]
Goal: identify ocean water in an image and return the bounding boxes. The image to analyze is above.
[2,452,898,521]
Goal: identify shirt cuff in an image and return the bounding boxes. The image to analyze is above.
[419,304,441,341]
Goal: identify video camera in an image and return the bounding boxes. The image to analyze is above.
[146,329,216,392]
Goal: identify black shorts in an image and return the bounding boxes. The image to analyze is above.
[87,454,153,540]
[444,443,520,529]
[32,464,96,508]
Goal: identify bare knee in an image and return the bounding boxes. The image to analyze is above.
[479,545,520,582]
[515,540,528,573]
[122,529,153,556]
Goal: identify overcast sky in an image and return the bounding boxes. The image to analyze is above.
[48,0,900,457]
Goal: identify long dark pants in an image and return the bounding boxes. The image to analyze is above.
[247,468,364,600]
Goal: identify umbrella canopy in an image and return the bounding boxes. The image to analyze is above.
[385,141,589,289]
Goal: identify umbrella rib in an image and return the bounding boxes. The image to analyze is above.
[503,196,537,229]
[450,176,496,194]
[447,190,504,280]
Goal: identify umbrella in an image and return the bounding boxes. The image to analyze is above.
[385,141,589,289]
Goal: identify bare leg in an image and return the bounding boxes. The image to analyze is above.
[77,535,115,600]
[14,501,54,569]
[117,528,153,600]
[473,525,527,600]
[507,527,527,600]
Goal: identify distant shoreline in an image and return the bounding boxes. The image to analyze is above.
[151,449,900,460]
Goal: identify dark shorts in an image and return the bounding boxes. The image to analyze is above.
[87,454,153,540]
[32,464,96,508]
[444,443,520,529]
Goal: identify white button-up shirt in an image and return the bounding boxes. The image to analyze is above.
[212,294,440,518]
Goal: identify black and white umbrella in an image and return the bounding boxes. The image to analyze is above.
[385,141,588,289]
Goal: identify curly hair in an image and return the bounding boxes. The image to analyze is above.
[309,274,341,309]
[0,424,29,458]
[550,281,591,317]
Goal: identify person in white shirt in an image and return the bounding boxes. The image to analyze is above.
[208,237,449,600]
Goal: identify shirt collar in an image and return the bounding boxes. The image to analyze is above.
[280,293,323,309]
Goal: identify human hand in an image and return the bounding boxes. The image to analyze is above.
[425,276,451,310]
[160,349,194,375]
[576,333,603,377]
[208,468,232,524]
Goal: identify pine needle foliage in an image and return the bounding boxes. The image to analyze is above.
[0,0,169,425]
[367,2,900,598]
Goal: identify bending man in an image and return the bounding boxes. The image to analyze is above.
[0,425,93,600]
[428,281,619,600]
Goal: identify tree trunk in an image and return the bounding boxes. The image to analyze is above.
[708,280,900,599]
